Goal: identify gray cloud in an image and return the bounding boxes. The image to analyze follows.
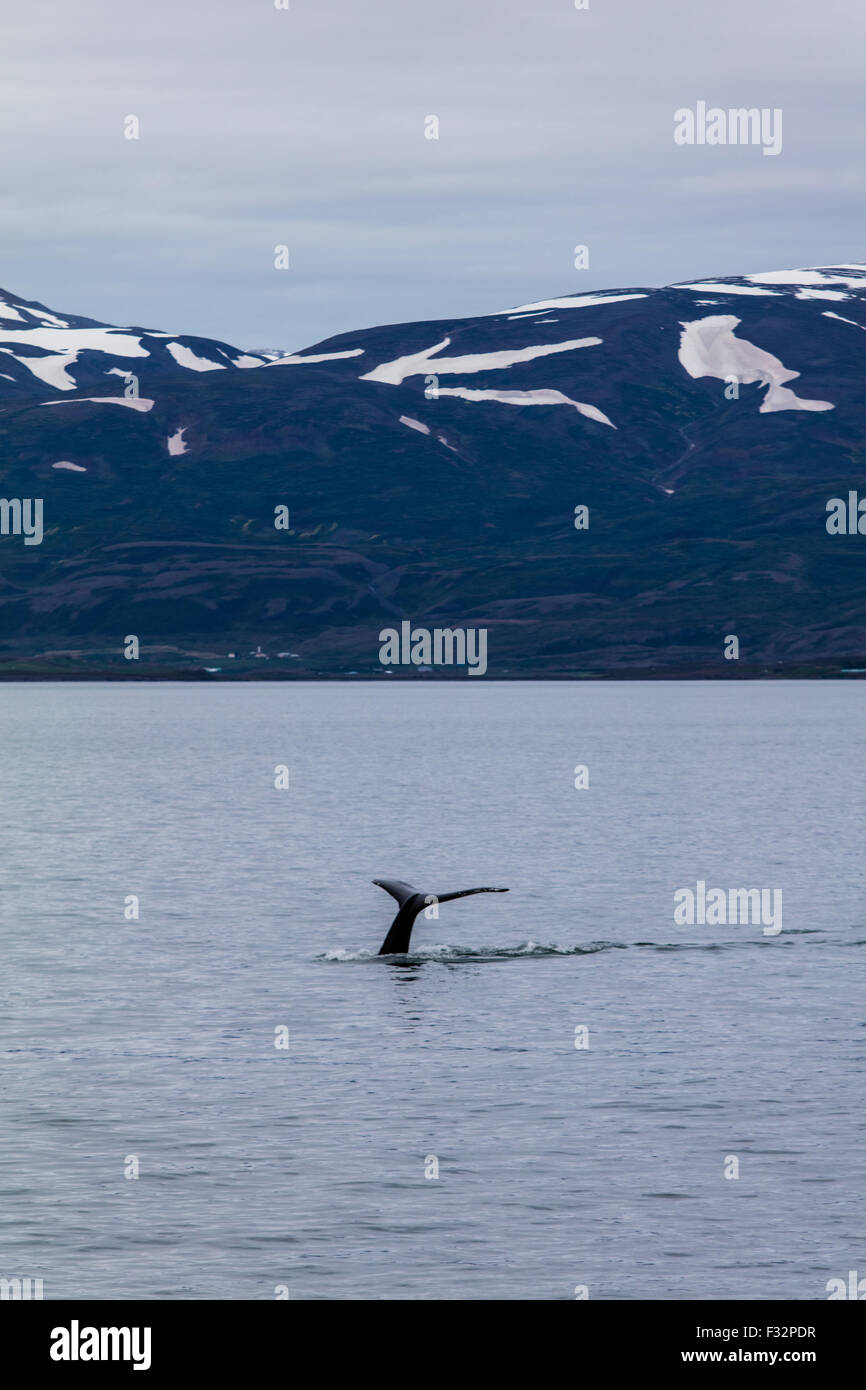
[1,0,863,349]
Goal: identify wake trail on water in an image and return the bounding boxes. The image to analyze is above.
[322,942,616,963]
[320,933,821,963]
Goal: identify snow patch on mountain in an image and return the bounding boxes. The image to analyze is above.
[0,326,148,355]
[435,386,615,427]
[823,311,866,331]
[501,293,648,314]
[1,348,79,389]
[759,385,833,415]
[28,309,70,328]
[795,288,850,301]
[678,315,834,413]
[747,269,866,289]
[678,283,780,297]
[166,342,225,371]
[362,336,602,386]
[0,325,150,389]
[42,396,155,412]
[266,348,365,367]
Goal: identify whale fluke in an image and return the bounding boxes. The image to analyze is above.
[373,879,509,955]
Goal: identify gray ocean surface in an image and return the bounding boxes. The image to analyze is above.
[1,680,863,1301]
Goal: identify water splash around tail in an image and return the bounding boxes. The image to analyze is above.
[321,940,624,964]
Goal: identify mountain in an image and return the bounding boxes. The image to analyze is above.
[1,265,865,677]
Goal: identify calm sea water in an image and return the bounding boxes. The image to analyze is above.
[1,681,863,1301]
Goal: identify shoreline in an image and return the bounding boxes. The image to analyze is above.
[0,662,864,681]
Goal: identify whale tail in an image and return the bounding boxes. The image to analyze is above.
[373,879,509,955]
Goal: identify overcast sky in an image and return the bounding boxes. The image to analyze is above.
[2,0,863,350]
